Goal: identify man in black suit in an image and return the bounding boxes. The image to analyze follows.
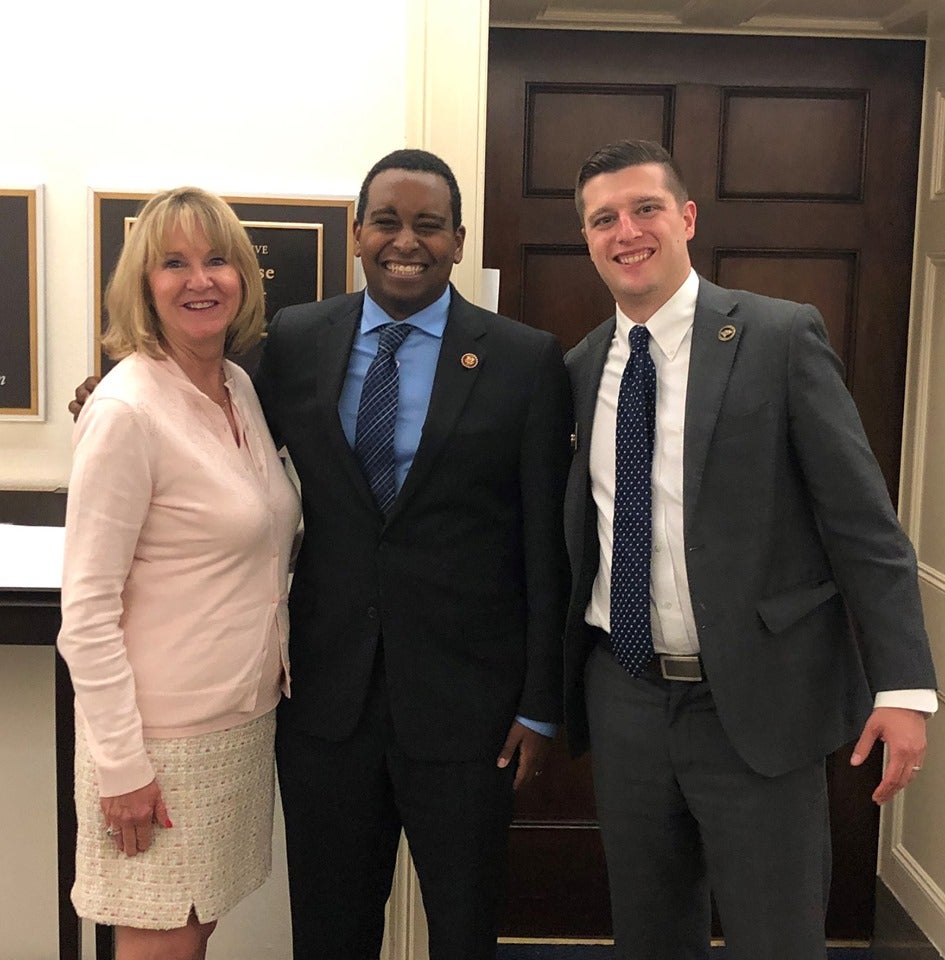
[563,139,936,959]
[255,150,571,960]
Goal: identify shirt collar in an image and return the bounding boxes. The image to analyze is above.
[152,352,233,391]
[361,285,451,339]
[615,268,699,360]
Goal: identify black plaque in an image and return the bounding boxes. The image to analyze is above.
[93,192,354,376]
[0,189,43,418]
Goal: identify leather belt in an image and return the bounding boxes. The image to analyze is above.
[590,626,704,682]
[652,654,703,682]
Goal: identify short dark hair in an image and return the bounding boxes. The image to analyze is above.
[574,139,688,219]
[356,149,462,231]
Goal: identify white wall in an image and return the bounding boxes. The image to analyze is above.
[879,3,945,953]
[0,1,414,487]
[0,0,489,956]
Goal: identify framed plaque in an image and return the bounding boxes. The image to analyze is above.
[91,191,355,376]
[0,187,45,419]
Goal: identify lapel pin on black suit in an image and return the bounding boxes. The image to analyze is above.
[571,424,578,453]
[718,324,736,342]
[461,352,479,369]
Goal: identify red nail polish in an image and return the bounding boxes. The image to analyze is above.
[164,818,173,828]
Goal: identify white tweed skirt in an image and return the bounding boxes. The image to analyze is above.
[72,710,276,929]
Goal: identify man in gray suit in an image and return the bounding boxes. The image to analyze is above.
[563,139,937,960]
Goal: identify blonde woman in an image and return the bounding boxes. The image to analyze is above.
[58,187,300,960]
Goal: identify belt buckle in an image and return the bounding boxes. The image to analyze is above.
[659,654,703,682]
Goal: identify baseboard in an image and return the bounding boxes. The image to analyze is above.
[879,805,945,956]
[878,855,945,958]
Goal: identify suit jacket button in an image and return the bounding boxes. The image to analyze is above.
[367,606,378,619]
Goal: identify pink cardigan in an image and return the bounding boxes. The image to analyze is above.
[58,353,301,796]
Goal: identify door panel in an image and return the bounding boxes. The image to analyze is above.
[715,250,858,358]
[485,28,924,942]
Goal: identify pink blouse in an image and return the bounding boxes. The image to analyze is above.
[58,352,301,796]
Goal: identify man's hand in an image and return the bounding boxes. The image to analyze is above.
[850,706,927,804]
[68,376,101,421]
[100,778,172,857]
[496,720,553,791]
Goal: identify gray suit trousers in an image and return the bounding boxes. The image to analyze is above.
[586,645,831,960]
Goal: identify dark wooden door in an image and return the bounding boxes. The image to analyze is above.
[485,29,924,942]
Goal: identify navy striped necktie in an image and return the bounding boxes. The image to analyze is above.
[355,322,414,513]
[610,322,656,676]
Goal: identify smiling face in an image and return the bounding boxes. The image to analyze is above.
[354,169,465,321]
[580,162,697,323]
[147,221,242,356]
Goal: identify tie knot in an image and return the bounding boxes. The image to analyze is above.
[377,322,414,356]
[629,323,649,353]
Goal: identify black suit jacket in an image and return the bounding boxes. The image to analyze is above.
[564,277,936,775]
[255,286,572,762]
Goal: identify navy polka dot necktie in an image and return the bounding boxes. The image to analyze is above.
[355,322,414,514]
[610,323,656,676]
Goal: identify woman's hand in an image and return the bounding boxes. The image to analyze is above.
[100,779,172,857]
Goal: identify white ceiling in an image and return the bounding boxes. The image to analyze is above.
[489,0,933,37]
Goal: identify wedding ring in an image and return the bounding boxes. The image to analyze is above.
[912,766,922,772]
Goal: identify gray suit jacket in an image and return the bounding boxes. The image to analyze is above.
[563,277,936,776]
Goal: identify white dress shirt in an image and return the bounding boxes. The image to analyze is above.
[586,269,699,656]
[585,269,936,714]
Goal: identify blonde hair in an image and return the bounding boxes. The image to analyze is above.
[102,187,265,360]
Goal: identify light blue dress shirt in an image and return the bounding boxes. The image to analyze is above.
[337,287,555,741]
[337,288,448,492]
